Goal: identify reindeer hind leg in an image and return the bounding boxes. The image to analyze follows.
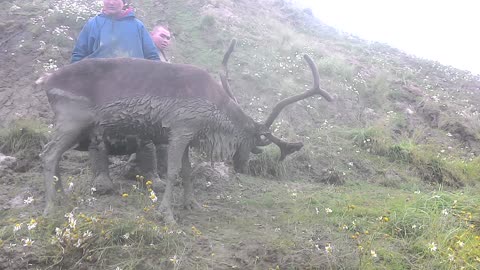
[42,89,94,215]
[42,125,87,216]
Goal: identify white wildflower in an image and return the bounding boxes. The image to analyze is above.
[448,253,455,262]
[27,219,37,230]
[22,238,34,247]
[65,212,76,229]
[13,223,22,233]
[24,196,34,205]
[325,243,332,254]
[149,190,158,203]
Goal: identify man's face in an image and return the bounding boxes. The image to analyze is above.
[103,0,124,16]
[151,27,171,50]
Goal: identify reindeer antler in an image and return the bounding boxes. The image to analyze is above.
[262,55,333,160]
[220,39,238,103]
[264,133,303,161]
[264,55,333,129]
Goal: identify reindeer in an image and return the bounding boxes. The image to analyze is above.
[37,46,333,223]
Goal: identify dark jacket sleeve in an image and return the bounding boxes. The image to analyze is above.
[71,19,94,63]
[139,22,160,61]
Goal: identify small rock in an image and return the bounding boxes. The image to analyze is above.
[0,153,17,169]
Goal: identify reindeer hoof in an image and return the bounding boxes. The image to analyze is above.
[159,205,176,224]
[93,175,115,195]
[151,178,166,193]
[183,198,202,211]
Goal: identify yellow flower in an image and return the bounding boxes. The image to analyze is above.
[191,226,202,236]
[145,180,153,186]
[122,193,129,198]
[324,243,332,253]
[170,255,178,265]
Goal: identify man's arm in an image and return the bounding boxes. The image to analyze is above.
[139,23,161,61]
[71,20,94,63]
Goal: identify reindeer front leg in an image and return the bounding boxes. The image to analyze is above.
[158,131,193,224]
[88,127,114,195]
[180,147,201,210]
[136,140,165,190]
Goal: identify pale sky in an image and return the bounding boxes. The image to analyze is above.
[294,0,480,75]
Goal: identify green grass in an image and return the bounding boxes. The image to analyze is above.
[0,119,49,159]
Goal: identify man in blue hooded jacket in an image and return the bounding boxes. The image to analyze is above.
[70,0,163,194]
[71,0,160,63]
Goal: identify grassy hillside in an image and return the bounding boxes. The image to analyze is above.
[1,0,479,269]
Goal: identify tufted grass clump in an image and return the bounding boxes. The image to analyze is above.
[0,119,49,160]
[248,146,288,179]
[350,127,391,156]
[316,56,355,82]
[350,127,477,187]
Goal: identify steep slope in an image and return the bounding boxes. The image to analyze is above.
[1,0,480,269]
